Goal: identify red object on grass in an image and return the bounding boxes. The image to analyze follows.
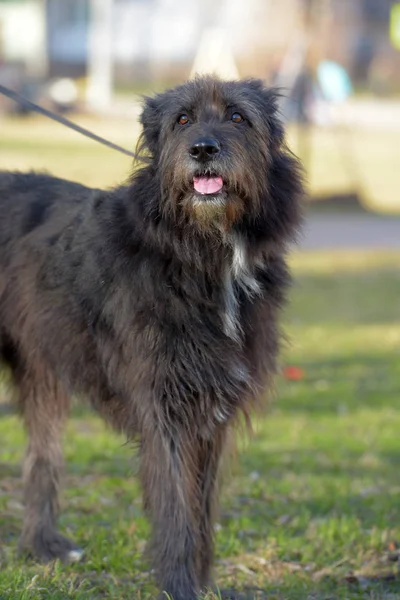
[283,366,305,381]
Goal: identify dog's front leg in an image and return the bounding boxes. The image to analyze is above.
[139,425,204,600]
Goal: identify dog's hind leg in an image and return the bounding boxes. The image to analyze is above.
[197,430,227,593]
[17,362,82,563]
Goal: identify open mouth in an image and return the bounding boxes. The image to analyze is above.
[193,175,224,196]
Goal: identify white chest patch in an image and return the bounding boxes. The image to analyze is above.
[223,237,261,341]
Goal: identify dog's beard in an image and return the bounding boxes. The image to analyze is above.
[162,159,254,231]
[179,191,246,232]
[188,194,227,225]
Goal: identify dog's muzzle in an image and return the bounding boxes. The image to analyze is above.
[189,138,224,196]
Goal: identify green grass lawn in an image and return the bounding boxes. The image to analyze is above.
[0,116,135,190]
[0,250,399,600]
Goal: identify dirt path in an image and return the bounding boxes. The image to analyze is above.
[300,213,400,250]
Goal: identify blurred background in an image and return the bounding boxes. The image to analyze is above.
[1,0,400,229]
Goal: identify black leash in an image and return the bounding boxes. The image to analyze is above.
[0,83,144,161]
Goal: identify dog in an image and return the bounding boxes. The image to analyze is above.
[0,76,303,600]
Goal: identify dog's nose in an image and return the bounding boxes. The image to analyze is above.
[189,138,220,161]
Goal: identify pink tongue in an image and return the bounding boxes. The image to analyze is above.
[193,176,223,195]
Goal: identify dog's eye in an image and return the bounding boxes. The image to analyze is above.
[178,114,189,125]
[231,112,244,123]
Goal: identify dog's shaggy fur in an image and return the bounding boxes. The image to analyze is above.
[0,77,303,599]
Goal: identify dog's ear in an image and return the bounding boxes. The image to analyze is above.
[242,80,304,243]
[246,79,285,151]
[140,96,161,156]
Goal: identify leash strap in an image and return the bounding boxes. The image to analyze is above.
[0,83,144,161]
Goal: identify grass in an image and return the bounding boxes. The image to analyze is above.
[0,115,135,190]
[0,249,399,599]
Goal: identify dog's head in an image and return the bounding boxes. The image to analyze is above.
[139,77,303,242]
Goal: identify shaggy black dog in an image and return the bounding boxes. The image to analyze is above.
[0,77,303,600]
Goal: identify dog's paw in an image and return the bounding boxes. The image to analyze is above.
[217,590,267,600]
[19,528,84,564]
